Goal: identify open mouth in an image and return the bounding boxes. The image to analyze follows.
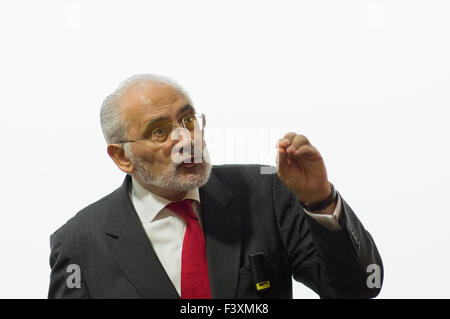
[181,162,196,168]
[179,154,203,167]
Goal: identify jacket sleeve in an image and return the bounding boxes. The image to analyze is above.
[272,173,384,298]
[48,233,90,299]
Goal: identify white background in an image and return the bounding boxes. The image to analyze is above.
[1,0,449,298]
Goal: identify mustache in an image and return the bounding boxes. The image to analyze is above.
[171,140,208,164]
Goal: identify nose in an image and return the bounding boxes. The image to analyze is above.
[171,123,191,142]
[169,124,193,154]
[169,125,196,164]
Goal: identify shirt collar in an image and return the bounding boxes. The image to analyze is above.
[130,176,200,223]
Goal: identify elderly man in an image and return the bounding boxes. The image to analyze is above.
[48,74,383,299]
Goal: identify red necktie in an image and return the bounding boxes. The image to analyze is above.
[166,199,212,299]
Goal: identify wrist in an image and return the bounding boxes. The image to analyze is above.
[311,197,337,215]
[295,183,331,204]
[298,182,338,214]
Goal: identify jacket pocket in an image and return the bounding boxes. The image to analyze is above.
[236,250,290,299]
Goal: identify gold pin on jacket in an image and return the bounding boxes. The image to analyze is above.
[256,281,271,290]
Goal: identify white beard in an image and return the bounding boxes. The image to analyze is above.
[127,145,212,192]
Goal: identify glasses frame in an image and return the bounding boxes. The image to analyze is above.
[116,113,206,145]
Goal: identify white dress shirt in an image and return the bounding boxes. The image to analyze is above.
[129,176,342,296]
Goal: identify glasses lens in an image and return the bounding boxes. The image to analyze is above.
[148,114,204,143]
[182,114,201,131]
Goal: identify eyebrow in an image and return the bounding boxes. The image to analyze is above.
[177,104,195,116]
[143,104,196,131]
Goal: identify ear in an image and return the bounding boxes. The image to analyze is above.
[107,144,135,174]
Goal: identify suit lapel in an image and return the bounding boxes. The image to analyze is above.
[105,176,179,299]
[200,171,241,299]
[104,170,243,299]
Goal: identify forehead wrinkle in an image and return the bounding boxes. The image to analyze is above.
[120,81,190,134]
[137,89,183,110]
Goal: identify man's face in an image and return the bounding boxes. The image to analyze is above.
[119,80,211,192]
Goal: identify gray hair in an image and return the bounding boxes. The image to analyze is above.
[100,73,192,144]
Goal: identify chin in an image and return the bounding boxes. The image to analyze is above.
[175,162,212,189]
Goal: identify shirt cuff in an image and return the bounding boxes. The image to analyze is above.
[303,195,343,231]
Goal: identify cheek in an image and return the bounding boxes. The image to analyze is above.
[161,142,177,160]
[131,146,160,166]
[152,144,179,167]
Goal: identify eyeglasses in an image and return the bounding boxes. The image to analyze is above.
[117,113,206,145]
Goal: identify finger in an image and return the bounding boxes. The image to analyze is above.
[277,142,291,168]
[287,134,310,153]
[294,144,316,156]
[293,144,322,161]
[278,132,297,148]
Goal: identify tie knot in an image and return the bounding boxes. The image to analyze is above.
[166,199,197,221]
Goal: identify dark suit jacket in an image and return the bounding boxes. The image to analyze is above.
[48,164,383,298]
